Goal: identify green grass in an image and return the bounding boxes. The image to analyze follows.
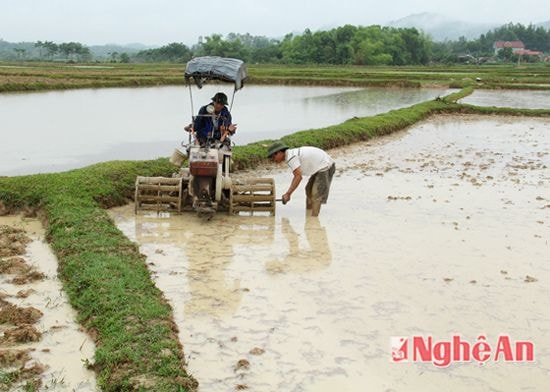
[1,85,550,391]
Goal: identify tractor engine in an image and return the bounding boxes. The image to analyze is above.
[189,146,219,217]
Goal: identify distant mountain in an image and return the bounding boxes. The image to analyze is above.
[387,12,498,41]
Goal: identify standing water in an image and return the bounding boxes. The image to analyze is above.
[0,86,454,175]
[459,89,550,109]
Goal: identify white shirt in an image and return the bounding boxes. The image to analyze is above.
[285,147,334,176]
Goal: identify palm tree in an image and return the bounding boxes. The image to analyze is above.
[44,41,58,59]
[13,48,26,59]
[34,41,45,59]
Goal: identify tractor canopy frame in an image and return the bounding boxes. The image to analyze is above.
[184,56,248,91]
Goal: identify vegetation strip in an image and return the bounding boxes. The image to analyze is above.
[2,62,550,93]
[1,87,550,391]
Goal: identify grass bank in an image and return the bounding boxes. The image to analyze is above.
[2,62,550,93]
[1,87,550,391]
[0,160,193,391]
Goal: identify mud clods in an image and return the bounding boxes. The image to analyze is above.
[0,299,43,325]
[235,359,250,371]
[0,224,46,390]
[249,347,265,356]
[0,349,31,368]
[0,257,28,274]
[0,258,45,285]
[1,325,42,344]
[0,301,44,389]
[0,226,30,258]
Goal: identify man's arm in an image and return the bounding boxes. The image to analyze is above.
[283,167,302,203]
[220,109,237,136]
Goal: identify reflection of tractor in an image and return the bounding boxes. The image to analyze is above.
[135,56,276,219]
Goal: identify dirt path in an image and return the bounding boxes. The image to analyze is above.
[0,216,97,391]
[110,114,550,392]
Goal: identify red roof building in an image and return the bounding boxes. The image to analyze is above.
[493,40,525,55]
[515,49,543,56]
[493,40,543,58]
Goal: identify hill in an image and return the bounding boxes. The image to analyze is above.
[388,12,498,41]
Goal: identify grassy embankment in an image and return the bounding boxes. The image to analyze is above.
[0,160,198,392]
[1,62,550,93]
[1,82,550,391]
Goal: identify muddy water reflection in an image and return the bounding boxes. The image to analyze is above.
[122,214,332,320]
[265,218,332,275]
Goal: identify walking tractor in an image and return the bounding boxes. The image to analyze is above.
[134,56,276,219]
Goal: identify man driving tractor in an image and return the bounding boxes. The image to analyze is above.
[186,92,237,146]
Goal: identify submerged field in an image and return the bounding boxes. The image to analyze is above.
[1,62,550,93]
[110,114,550,391]
[1,78,550,390]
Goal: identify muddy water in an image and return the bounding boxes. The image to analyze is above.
[110,115,550,391]
[0,216,98,391]
[0,85,454,176]
[459,89,550,109]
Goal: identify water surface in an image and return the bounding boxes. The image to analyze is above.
[460,89,550,109]
[0,85,454,175]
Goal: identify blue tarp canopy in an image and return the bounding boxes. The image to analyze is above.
[184,56,248,90]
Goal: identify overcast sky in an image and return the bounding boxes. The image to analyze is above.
[1,0,548,46]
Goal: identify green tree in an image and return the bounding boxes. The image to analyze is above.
[58,42,91,62]
[43,41,58,59]
[13,48,26,59]
[498,46,514,61]
[135,42,192,62]
[34,41,45,58]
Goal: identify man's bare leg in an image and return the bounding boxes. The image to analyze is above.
[306,196,313,210]
[311,201,321,217]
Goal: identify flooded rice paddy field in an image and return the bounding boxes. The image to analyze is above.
[0,216,97,391]
[459,89,550,109]
[110,115,550,391]
[0,85,455,176]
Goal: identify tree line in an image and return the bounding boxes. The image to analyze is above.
[135,22,549,65]
[1,22,549,65]
[35,41,91,61]
[0,40,128,62]
[135,25,432,65]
